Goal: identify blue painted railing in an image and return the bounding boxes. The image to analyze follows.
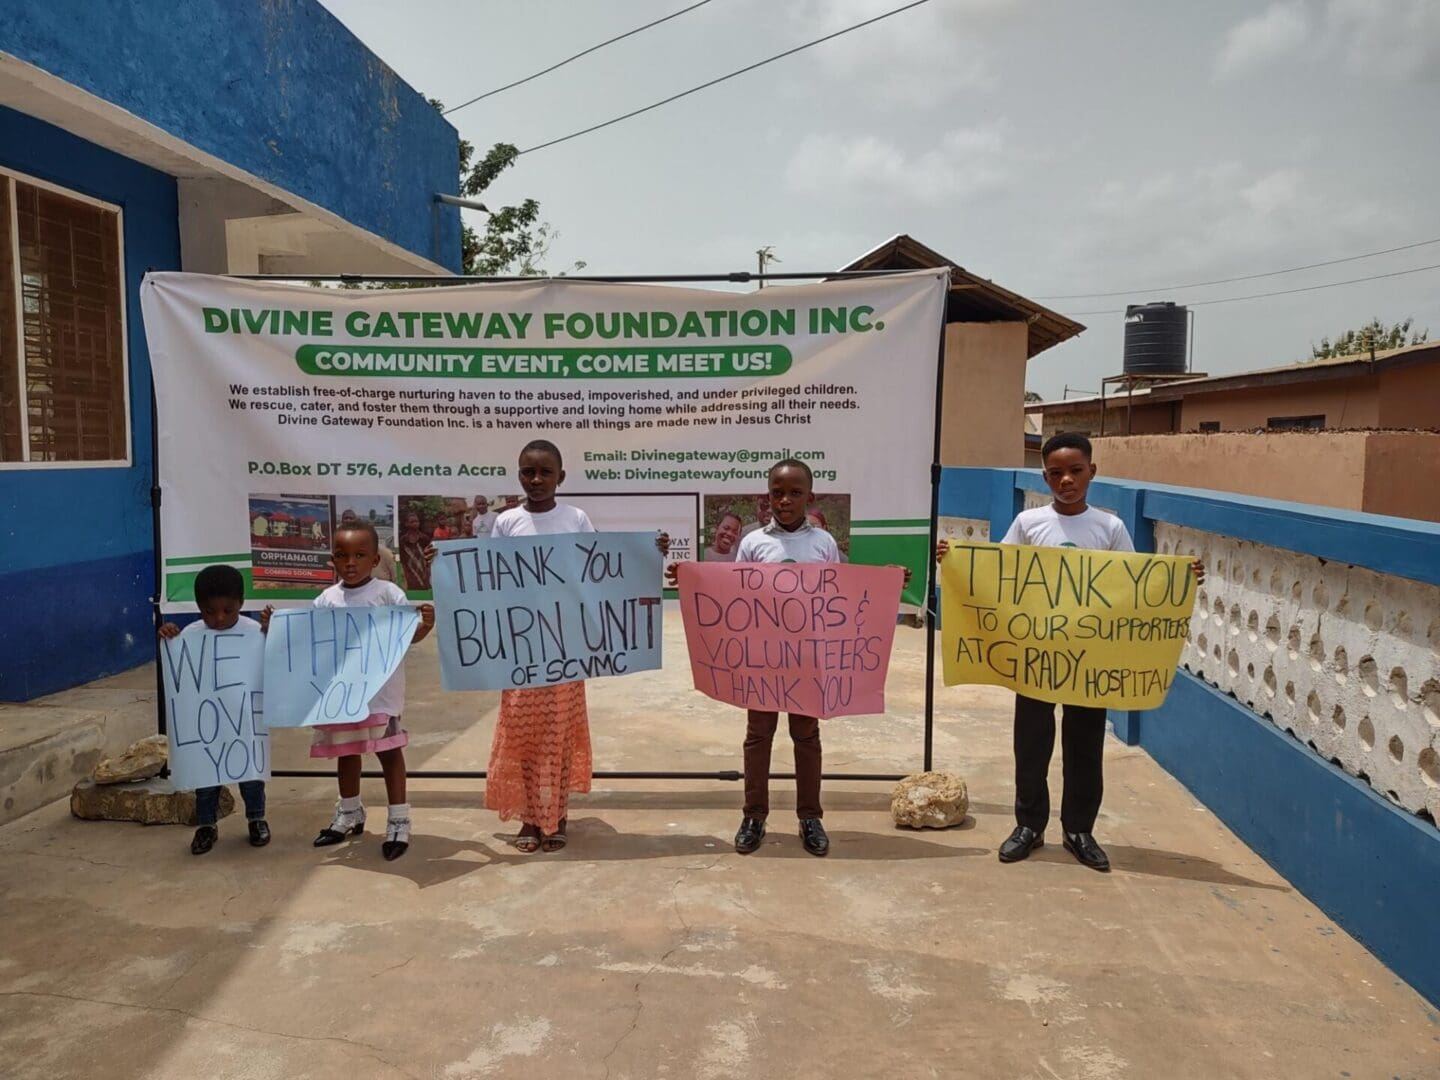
[938,466,1440,1008]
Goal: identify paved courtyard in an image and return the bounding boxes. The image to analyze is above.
[2,624,1437,1079]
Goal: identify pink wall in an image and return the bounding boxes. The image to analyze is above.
[1089,431,1440,522]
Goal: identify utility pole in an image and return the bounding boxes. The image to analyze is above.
[756,245,779,289]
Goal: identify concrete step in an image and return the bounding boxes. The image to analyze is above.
[0,670,157,826]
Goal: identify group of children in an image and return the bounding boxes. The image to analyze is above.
[170,433,1199,874]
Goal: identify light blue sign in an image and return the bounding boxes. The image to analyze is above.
[431,532,663,691]
[263,605,420,728]
[162,620,268,791]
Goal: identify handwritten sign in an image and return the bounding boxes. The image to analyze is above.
[262,606,420,727]
[940,542,1196,709]
[678,563,903,718]
[431,532,663,690]
[161,620,268,790]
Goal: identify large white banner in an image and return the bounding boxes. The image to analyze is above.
[141,271,946,612]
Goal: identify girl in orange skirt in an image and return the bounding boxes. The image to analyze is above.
[482,440,666,852]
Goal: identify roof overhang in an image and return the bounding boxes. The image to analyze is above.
[0,52,449,276]
[843,234,1085,359]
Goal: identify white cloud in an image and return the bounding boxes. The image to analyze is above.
[783,124,1015,205]
[1054,162,1401,298]
[745,0,1027,106]
[1215,0,1440,82]
[1320,0,1440,80]
[1214,2,1311,79]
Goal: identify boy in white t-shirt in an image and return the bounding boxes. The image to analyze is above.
[673,460,842,856]
[937,432,1203,873]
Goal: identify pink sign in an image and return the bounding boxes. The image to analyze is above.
[677,562,904,718]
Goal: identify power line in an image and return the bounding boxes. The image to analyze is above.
[518,0,933,155]
[444,0,717,116]
[1038,235,1440,300]
[1065,261,1440,317]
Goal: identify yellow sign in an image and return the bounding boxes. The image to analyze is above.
[940,542,1197,710]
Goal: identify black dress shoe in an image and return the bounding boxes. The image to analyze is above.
[313,821,364,847]
[734,816,766,854]
[998,825,1043,863]
[382,840,409,861]
[799,817,829,857]
[190,826,217,856]
[1063,831,1110,872]
[248,820,271,847]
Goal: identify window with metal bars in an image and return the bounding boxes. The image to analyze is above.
[0,170,129,465]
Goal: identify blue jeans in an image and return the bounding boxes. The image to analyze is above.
[195,781,266,826]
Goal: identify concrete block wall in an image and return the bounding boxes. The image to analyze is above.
[1162,524,1440,822]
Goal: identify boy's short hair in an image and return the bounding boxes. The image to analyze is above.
[194,564,244,605]
[334,520,380,550]
[769,457,813,485]
[1041,432,1093,462]
[522,438,563,469]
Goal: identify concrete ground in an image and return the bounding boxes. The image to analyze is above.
[1,624,1437,1080]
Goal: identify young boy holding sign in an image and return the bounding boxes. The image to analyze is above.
[937,433,1203,871]
[669,459,913,857]
[159,566,271,856]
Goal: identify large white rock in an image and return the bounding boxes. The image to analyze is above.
[93,734,168,784]
[891,771,969,829]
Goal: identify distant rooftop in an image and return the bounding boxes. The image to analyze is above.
[843,234,1084,359]
[1027,340,1440,411]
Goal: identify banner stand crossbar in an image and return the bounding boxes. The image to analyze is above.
[151,267,947,785]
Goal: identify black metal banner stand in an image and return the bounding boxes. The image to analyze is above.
[152,268,947,784]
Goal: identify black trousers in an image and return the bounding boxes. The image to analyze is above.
[1013,694,1106,834]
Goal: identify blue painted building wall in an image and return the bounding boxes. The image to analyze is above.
[0,106,179,699]
[937,465,1440,1008]
[0,0,461,271]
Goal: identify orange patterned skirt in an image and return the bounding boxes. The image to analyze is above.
[486,681,592,834]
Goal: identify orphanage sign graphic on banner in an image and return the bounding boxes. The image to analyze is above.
[139,271,947,612]
[939,542,1198,710]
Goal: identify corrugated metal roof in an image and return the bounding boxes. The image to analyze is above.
[842,234,1085,359]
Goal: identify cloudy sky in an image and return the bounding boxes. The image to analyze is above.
[322,0,1440,398]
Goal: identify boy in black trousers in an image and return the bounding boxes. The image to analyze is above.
[938,433,1203,871]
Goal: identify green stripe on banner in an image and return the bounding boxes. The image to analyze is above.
[165,553,251,567]
[848,533,929,607]
[851,518,930,528]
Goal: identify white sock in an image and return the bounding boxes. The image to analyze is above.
[331,796,364,831]
[386,803,411,843]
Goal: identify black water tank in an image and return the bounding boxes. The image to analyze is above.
[1124,302,1188,375]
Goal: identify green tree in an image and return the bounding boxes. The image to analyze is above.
[1311,317,1427,360]
[438,101,583,277]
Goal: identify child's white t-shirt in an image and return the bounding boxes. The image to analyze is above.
[735,522,841,564]
[314,577,411,718]
[1000,505,1135,552]
[492,503,595,537]
[178,614,262,642]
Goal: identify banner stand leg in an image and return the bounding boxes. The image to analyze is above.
[149,386,170,778]
[921,299,948,774]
